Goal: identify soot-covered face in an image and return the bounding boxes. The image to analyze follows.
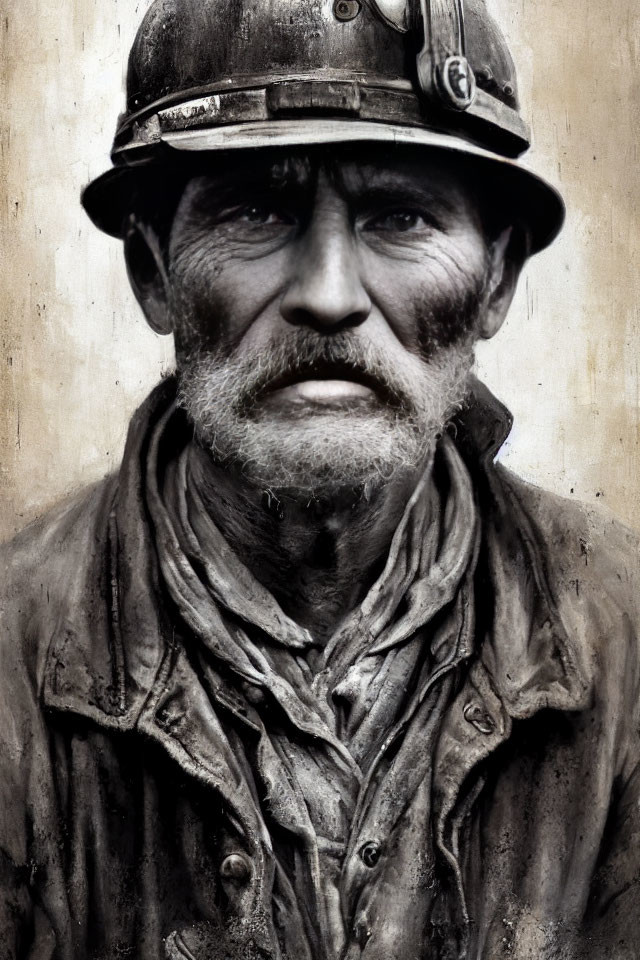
[154,145,512,496]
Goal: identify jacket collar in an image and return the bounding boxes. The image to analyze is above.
[453,377,590,717]
[43,376,591,734]
[43,380,176,729]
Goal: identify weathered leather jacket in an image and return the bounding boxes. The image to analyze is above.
[1,379,639,960]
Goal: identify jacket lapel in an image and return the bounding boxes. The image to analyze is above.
[42,384,176,729]
[432,454,592,933]
[41,382,263,821]
[431,382,593,931]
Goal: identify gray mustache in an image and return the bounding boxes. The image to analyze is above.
[235,333,410,409]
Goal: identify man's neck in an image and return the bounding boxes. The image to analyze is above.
[188,444,428,645]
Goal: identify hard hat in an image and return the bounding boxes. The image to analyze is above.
[82,0,564,252]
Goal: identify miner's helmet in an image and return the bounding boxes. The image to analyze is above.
[81,0,564,254]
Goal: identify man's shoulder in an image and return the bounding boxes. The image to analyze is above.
[0,475,117,628]
[0,379,174,595]
[2,475,117,564]
[496,464,640,620]
[0,477,117,709]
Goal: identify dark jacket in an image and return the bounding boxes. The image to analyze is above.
[1,380,639,960]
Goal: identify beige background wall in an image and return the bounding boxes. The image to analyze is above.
[1,0,639,540]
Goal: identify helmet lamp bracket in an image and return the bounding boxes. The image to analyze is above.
[414,0,476,111]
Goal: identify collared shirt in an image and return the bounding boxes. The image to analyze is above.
[146,401,481,958]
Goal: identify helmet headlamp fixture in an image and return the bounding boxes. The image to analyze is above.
[82,0,565,253]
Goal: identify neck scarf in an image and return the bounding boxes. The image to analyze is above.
[147,404,480,959]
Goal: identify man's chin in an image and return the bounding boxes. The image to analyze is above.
[177,333,476,495]
[202,415,432,497]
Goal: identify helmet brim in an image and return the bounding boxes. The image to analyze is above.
[82,119,564,253]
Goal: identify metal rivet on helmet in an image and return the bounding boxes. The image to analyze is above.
[334,0,361,20]
[476,65,494,86]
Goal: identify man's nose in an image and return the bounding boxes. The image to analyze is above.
[280,202,372,332]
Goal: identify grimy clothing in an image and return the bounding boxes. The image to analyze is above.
[154,396,478,960]
[1,378,639,960]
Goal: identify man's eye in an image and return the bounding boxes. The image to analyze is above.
[236,204,293,226]
[364,210,433,233]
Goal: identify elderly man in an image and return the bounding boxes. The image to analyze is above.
[1,1,639,959]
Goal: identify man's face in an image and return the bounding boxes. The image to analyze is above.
[166,146,494,495]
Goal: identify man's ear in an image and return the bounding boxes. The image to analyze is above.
[479,225,527,340]
[124,214,173,335]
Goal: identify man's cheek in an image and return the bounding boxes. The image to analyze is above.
[169,266,233,352]
[366,262,455,347]
[412,274,485,358]
[375,289,450,359]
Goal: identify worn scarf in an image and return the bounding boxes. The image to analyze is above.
[147,404,480,959]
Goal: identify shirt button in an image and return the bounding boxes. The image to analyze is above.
[240,681,266,707]
[463,700,496,735]
[220,853,252,884]
[359,841,381,869]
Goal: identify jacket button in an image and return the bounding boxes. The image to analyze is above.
[220,853,252,884]
[359,841,381,869]
[463,700,496,735]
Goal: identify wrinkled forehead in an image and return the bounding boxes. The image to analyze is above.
[180,142,476,205]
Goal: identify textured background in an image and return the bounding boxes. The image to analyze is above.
[1,0,639,539]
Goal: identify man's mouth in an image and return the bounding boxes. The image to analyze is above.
[256,361,392,408]
[270,378,375,403]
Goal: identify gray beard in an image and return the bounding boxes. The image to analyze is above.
[177,328,474,498]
